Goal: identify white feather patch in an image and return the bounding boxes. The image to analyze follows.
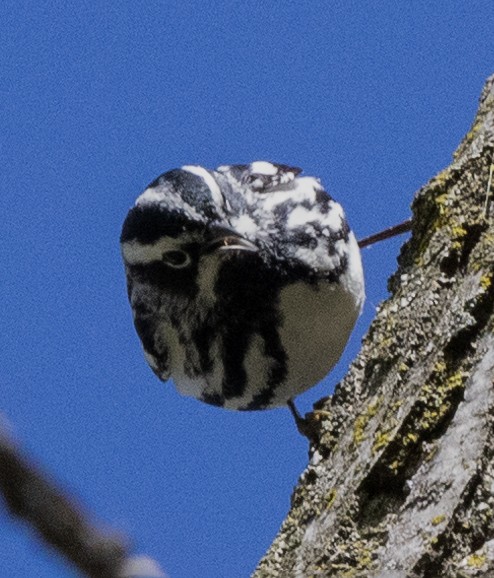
[250,161,278,175]
[182,165,225,212]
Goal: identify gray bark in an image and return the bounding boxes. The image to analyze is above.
[253,75,494,578]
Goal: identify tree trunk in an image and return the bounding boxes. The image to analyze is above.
[253,75,494,578]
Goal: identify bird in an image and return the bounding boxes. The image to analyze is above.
[120,161,365,421]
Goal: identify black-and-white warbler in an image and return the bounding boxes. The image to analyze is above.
[121,162,365,414]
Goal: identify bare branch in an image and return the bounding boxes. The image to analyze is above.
[358,218,413,249]
[0,423,166,578]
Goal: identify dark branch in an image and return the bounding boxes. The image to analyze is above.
[358,218,412,248]
[0,426,127,578]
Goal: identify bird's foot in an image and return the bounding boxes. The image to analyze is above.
[287,399,330,443]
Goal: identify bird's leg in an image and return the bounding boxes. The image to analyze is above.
[287,399,328,443]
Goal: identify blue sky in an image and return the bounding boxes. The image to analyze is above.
[1,2,493,577]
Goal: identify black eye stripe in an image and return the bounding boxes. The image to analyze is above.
[122,161,365,413]
[128,262,198,296]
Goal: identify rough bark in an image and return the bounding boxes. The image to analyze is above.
[253,75,494,578]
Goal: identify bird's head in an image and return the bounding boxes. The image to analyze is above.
[121,162,353,299]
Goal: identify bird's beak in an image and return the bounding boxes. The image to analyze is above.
[217,236,258,252]
[204,232,258,254]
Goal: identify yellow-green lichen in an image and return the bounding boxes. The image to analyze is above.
[424,444,438,462]
[417,366,466,432]
[466,553,487,568]
[404,432,419,444]
[451,224,467,238]
[463,118,483,144]
[431,514,446,526]
[389,459,401,472]
[430,168,452,189]
[417,175,485,260]
[398,362,409,373]
[353,397,382,446]
[434,361,447,373]
[445,370,466,390]
[326,488,337,510]
[372,430,392,454]
[372,413,399,455]
[480,273,492,290]
[335,541,375,577]
[450,222,468,250]
[357,549,373,570]
[380,365,466,475]
[391,399,403,412]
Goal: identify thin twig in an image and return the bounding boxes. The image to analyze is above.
[358,218,413,248]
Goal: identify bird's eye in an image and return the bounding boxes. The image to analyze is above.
[162,250,191,268]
